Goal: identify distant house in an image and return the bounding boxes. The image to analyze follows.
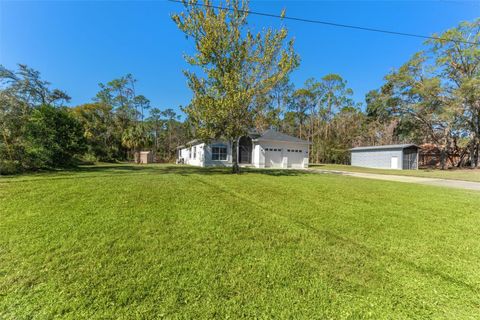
[177,129,310,169]
[350,144,419,170]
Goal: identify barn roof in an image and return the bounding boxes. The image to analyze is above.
[350,144,419,151]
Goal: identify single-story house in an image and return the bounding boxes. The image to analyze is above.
[350,144,419,170]
[177,129,310,168]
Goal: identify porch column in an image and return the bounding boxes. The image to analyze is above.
[237,137,240,164]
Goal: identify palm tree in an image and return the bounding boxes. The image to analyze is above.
[122,124,152,163]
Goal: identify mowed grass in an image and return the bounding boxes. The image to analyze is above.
[312,163,480,182]
[1,164,479,319]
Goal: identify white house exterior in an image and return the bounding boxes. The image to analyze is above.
[350,144,419,170]
[177,129,310,169]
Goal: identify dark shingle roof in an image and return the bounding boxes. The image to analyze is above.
[350,144,419,151]
[177,129,309,148]
[256,129,310,144]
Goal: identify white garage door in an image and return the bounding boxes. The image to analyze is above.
[287,149,304,168]
[265,148,283,168]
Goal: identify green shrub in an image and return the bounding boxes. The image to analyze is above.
[0,160,23,175]
[25,105,86,169]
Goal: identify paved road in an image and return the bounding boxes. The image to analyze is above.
[310,169,480,192]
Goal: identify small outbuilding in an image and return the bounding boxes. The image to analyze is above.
[138,151,153,164]
[350,144,419,170]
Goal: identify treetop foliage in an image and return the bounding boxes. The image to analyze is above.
[172,0,299,144]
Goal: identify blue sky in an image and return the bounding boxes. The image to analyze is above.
[1,1,479,116]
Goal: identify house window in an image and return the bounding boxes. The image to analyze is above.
[193,146,197,159]
[212,145,227,160]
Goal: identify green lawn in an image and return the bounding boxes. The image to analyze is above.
[311,163,480,182]
[1,164,479,319]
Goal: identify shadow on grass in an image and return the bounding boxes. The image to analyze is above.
[73,164,311,176]
[0,164,313,183]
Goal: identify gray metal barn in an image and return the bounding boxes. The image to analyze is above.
[350,144,419,170]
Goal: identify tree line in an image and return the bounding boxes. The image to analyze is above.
[0,66,189,174]
[0,0,478,174]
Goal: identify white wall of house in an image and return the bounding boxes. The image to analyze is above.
[179,148,189,162]
[252,143,262,167]
[203,141,233,167]
[180,143,205,166]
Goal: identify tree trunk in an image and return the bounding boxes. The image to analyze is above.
[1,130,13,161]
[231,139,240,174]
[154,126,158,162]
[474,141,479,168]
[440,148,446,170]
[476,111,480,168]
[470,142,476,169]
[456,148,467,168]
